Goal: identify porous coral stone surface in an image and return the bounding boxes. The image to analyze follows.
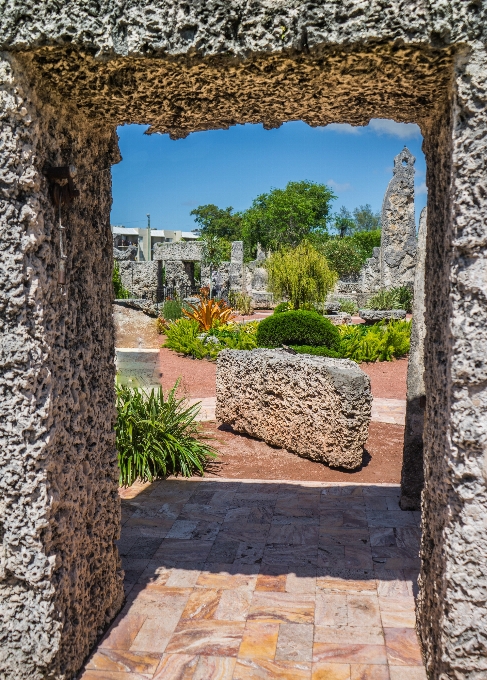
[1,1,487,679]
[216,349,372,470]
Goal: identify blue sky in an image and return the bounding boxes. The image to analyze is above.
[111,119,426,232]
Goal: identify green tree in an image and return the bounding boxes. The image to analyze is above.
[265,241,338,310]
[200,234,230,298]
[333,206,356,238]
[353,204,381,231]
[242,181,336,253]
[319,239,364,278]
[191,204,243,241]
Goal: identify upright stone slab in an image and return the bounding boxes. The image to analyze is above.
[400,207,427,511]
[380,147,418,289]
[229,240,244,292]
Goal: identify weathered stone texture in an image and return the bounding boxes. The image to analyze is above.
[400,207,427,511]
[1,2,487,679]
[380,147,418,289]
[118,260,162,297]
[359,309,407,323]
[153,241,203,262]
[0,55,123,679]
[216,349,372,470]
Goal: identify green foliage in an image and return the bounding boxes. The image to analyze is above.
[191,204,243,241]
[256,310,341,350]
[338,320,411,362]
[229,292,253,315]
[365,286,413,313]
[350,229,382,259]
[115,382,216,487]
[290,345,342,358]
[333,206,356,238]
[163,299,183,321]
[319,239,364,278]
[265,242,338,310]
[242,181,336,252]
[336,298,359,315]
[113,261,131,299]
[273,301,293,314]
[353,204,381,232]
[164,319,258,360]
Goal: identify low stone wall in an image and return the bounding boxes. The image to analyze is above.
[216,349,372,469]
[118,261,162,298]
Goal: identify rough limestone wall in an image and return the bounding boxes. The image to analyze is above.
[418,46,487,678]
[118,260,160,298]
[0,54,123,679]
[400,207,427,511]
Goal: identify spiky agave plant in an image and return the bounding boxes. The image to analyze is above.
[115,381,216,487]
[182,298,236,331]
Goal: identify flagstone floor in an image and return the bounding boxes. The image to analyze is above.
[80,479,425,680]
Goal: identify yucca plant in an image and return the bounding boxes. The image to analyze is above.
[115,382,217,487]
[183,298,236,331]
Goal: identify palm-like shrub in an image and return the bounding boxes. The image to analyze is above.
[183,298,236,331]
[257,310,341,350]
[116,382,216,487]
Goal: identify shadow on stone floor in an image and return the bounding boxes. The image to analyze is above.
[78,479,424,679]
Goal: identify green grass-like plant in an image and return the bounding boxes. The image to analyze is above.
[116,382,216,487]
[163,299,183,321]
[256,310,341,350]
[365,287,413,313]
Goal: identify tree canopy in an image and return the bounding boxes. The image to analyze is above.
[241,181,336,253]
[190,204,243,241]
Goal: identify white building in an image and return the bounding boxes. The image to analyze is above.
[112,226,198,261]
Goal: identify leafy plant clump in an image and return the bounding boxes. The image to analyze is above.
[113,261,131,299]
[164,319,258,360]
[338,320,411,362]
[229,292,254,315]
[365,287,413,313]
[273,301,292,314]
[116,382,217,487]
[336,298,359,315]
[256,310,341,350]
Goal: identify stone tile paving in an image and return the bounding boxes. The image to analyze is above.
[80,479,425,680]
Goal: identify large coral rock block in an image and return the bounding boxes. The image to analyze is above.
[216,349,372,469]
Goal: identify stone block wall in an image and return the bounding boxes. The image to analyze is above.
[118,260,162,298]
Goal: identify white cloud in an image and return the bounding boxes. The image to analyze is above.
[369,119,421,139]
[323,123,363,135]
[415,181,428,196]
[327,179,351,192]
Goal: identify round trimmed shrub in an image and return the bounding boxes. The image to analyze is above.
[256,310,341,350]
[273,301,292,314]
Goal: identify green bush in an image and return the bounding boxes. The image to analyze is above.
[365,286,413,313]
[338,320,411,362]
[163,299,183,321]
[290,345,342,358]
[256,310,341,350]
[116,382,216,486]
[350,230,382,259]
[273,301,292,314]
[113,261,131,299]
[336,298,359,315]
[320,239,364,278]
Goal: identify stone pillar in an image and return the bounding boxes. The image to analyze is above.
[229,240,244,292]
[400,207,427,511]
[380,147,417,289]
[0,55,123,679]
[417,47,487,679]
